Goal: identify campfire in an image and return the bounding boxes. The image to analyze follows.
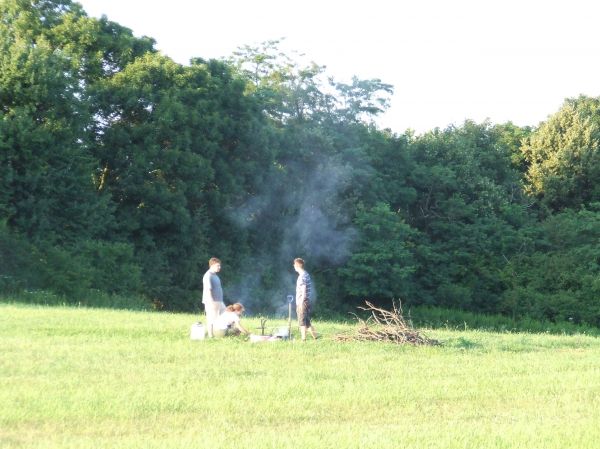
[335,301,440,346]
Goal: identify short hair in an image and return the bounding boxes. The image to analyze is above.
[208,257,221,267]
[294,258,305,267]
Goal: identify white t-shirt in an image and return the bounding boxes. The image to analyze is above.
[213,311,240,330]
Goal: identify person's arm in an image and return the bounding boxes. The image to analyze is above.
[234,321,249,335]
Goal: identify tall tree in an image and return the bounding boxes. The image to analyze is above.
[0,0,152,297]
[338,202,417,305]
[406,121,532,311]
[501,205,600,326]
[92,53,273,308]
[0,0,110,244]
[229,39,393,126]
[522,95,600,212]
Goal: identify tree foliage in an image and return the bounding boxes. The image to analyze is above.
[501,205,600,326]
[2,2,600,326]
[522,96,600,212]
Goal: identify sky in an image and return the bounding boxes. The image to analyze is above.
[77,0,600,134]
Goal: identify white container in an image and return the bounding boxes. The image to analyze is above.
[272,326,290,339]
[249,334,272,343]
[190,322,206,340]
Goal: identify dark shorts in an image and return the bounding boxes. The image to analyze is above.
[213,327,240,338]
[297,304,311,327]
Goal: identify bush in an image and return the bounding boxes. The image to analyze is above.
[75,240,143,295]
[0,224,44,293]
[408,305,598,335]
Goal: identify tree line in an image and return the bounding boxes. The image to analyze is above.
[1,0,599,326]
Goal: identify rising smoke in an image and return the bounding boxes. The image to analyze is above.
[227,155,358,315]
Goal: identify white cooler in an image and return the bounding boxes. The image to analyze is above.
[190,322,206,340]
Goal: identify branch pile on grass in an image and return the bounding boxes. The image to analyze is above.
[334,301,440,346]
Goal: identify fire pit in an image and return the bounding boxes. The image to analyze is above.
[248,295,294,343]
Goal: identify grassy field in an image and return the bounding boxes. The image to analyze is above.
[1,303,599,449]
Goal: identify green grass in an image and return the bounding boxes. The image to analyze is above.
[1,303,600,449]
[408,305,600,335]
[3,290,152,311]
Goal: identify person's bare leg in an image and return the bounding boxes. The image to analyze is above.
[308,326,317,339]
[300,326,307,341]
[205,302,219,338]
[206,312,214,338]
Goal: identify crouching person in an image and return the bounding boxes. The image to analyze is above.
[213,303,250,337]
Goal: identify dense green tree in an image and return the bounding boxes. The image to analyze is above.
[522,96,600,212]
[0,0,111,244]
[501,205,600,325]
[2,2,599,326]
[92,53,273,309]
[0,0,149,298]
[338,202,417,304]
[0,221,44,292]
[91,53,212,307]
[406,121,532,311]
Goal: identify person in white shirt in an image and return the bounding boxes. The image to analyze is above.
[202,257,226,337]
[213,303,249,337]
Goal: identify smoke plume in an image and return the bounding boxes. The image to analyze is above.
[227,155,358,315]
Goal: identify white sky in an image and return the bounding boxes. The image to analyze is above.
[77,0,600,134]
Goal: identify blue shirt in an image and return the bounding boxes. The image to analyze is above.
[202,270,223,303]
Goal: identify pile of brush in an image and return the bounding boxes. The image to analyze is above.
[334,301,440,346]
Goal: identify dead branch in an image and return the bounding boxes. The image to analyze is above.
[334,301,440,346]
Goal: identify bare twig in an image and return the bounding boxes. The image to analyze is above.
[335,301,440,346]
